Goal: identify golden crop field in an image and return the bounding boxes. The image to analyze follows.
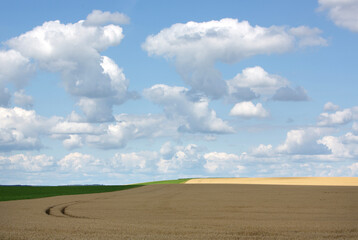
[1,178,358,239]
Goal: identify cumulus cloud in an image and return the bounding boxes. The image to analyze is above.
[349,162,358,175]
[0,50,35,106]
[144,84,234,134]
[86,114,178,149]
[277,128,331,155]
[0,87,11,107]
[58,152,100,171]
[251,144,274,157]
[0,50,35,88]
[318,132,358,159]
[324,102,340,112]
[63,135,83,150]
[353,122,358,133]
[111,151,158,173]
[0,154,54,171]
[0,107,55,151]
[84,10,130,26]
[143,18,326,98]
[157,143,202,173]
[203,152,244,174]
[5,12,132,122]
[230,101,269,118]
[13,90,33,109]
[272,86,309,101]
[289,26,327,47]
[318,0,358,32]
[318,107,358,126]
[51,120,100,135]
[227,66,288,100]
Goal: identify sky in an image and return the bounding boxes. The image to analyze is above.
[0,0,358,185]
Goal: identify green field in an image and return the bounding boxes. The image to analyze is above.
[0,179,190,201]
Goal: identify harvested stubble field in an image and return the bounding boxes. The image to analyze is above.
[1,178,358,239]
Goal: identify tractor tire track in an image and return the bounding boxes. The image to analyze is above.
[45,201,91,219]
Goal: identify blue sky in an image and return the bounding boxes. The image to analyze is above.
[1,0,358,185]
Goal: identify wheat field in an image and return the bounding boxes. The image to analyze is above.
[1,178,358,239]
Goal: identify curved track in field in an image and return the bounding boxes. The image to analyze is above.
[45,201,90,218]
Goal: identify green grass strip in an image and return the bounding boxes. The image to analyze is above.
[0,178,191,201]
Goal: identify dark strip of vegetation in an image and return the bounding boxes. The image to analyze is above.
[0,178,191,201]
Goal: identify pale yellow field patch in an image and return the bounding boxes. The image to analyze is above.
[185,177,358,186]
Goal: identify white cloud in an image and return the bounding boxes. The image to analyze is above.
[86,114,178,149]
[84,10,130,26]
[227,66,288,99]
[77,98,114,122]
[318,0,358,32]
[272,86,309,101]
[324,102,340,112]
[6,13,131,122]
[13,90,33,109]
[251,144,274,157]
[203,152,244,174]
[277,128,331,155]
[318,132,358,159]
[353,122,358,133]
[63,135,83,150]
[111,151,158,173]
[143,18,326,98]
[349,162,358,175]
[230,101,269,118]
[58,152,100,171]
[51,121,100,135]
[318,135,351,158]
[0,154,53,171]
[0,50,34,88]
[144,84,234,134]
[157,143,202,173]
[318,107,358,126]
[289,26,327,47]
[0,50,35,107]
[0,107,55,151]
[0,128,41,151]
[0,87,11,107]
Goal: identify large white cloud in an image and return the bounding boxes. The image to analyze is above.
[85,114,178,149]
[143,18,326,98]
[13,90,33,109]
[0,50,35,106]
[58,152,101,172]
[227,66,288,99]
[318,132,358,159]
[63,135,83,150]
[0,50,35,88]
[318,107,358,126]
[0,154,54,172]
[157,143,202,173]
[5,12,131,122]
[276,128,331,155]
[203,152,245,174]
[111,151,158,173]
[230,101,269,118]
[0,87,11,107]
[318,0,358,32]
[144,84,234,134]
[0,107,56,151]
[227,66,309,102]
